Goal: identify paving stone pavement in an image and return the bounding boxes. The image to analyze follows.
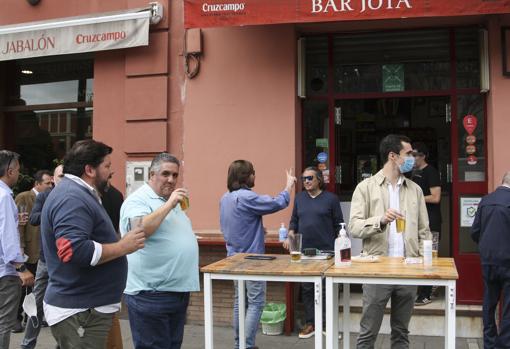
[9,320,483,349]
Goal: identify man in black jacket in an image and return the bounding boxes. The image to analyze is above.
[471,172,510,349]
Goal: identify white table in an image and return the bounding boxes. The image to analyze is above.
[324,257,458,349]
[202,253,333,349]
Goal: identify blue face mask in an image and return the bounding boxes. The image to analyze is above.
[399,156,415,174]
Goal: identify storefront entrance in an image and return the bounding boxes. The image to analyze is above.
[302,28,487,303]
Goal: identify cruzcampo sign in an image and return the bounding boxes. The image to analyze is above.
[382,64,404,92]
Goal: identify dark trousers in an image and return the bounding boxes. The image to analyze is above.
[482,265,510,349]
[0,275,21,349]
[125,291,190,349]
[302,280,326,326]
[21,260,49,349]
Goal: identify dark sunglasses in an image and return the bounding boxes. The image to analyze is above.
[301,175,315,182]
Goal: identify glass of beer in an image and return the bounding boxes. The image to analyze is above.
[289,234,302,262]
[396,210,406,234]
[180,196,190,211]
[431,231,439,258]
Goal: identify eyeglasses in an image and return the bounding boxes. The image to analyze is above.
[301,175,315,182]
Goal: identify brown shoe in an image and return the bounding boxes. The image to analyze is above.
[299,323,315,339]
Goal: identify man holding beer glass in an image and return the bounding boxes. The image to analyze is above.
[349,134,431,348]
[120,153,199,349]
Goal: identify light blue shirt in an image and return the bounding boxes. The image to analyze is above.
[0,179,24,278]
[120,183,199,294]
[220,188,290,256]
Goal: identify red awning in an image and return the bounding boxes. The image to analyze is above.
[184,0,510,29]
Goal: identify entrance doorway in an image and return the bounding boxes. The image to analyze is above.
[301,27,487,303]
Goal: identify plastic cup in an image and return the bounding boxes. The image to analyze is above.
[128,216,144,231]
[289,234,302,262]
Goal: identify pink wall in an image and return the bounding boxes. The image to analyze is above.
[487,14,510,190]
[182,25,298,231]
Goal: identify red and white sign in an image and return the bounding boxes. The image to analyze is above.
[467,155,478,165]
[0,9,151,61]
[184,0,510,28]
[463,114,478,135]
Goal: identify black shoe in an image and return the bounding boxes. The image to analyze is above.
[11,320,24,333]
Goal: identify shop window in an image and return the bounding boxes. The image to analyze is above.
[455,28,480,89]
[305,37,329,96]
[1,56,93,189]
[332,29,451,93]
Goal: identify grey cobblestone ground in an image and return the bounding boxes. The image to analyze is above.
[9,320,483,349]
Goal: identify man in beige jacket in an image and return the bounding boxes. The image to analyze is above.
[349,134,431,349]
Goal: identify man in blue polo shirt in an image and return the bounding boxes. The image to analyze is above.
[120,153,199,349]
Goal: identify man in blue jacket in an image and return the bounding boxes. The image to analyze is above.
[220,160,296,349]
[41,140,145,348]
[472,171,510,349]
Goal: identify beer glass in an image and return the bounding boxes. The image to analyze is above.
[289,234,302,262]
[180,196,190,211]
[431,231,439,258]
[396,210,406,234]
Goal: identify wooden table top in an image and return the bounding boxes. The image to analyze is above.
[323,257,458,280]
[201,253,333,276]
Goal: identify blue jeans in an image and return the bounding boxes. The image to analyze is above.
[21,260,49,349]
[482,265,510,349]
[233,281,266,349]
[125,291,190,349]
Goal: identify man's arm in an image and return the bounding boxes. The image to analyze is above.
[471,202,482,243]
[137,188,187,237]
[424,186,441,204]
[29,190,48,226]
[416,189,432,256]
[97,228,145,264]
[348,184,384,239]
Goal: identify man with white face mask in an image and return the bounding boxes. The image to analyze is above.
[349,134,431,349]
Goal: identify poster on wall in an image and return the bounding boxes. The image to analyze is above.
[460,197,481,227]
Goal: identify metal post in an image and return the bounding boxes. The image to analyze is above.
[238,280,246,349]
[204,273,214,349]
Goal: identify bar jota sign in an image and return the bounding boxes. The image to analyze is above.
[0,16,149,61]
[184,0,510,28]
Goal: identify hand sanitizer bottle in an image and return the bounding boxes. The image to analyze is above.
[278,223,288,242]
[335,223,351,267]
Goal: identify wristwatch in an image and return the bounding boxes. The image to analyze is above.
[15,264,27,273]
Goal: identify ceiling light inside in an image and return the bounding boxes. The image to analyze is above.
[21,70,33,75]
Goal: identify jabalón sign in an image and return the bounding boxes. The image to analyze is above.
[0,7,154,62]
[184,0,510,28]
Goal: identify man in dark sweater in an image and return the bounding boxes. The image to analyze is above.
[284,166,344,339]
[41,140,145,348]
[471,172,510,349]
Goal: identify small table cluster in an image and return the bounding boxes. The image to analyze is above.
[201,254,458,349]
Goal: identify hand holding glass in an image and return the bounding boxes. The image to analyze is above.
[18,205,28,225]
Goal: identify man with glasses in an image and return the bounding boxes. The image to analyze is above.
[283,167,344,339]
[0,150,35,348]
